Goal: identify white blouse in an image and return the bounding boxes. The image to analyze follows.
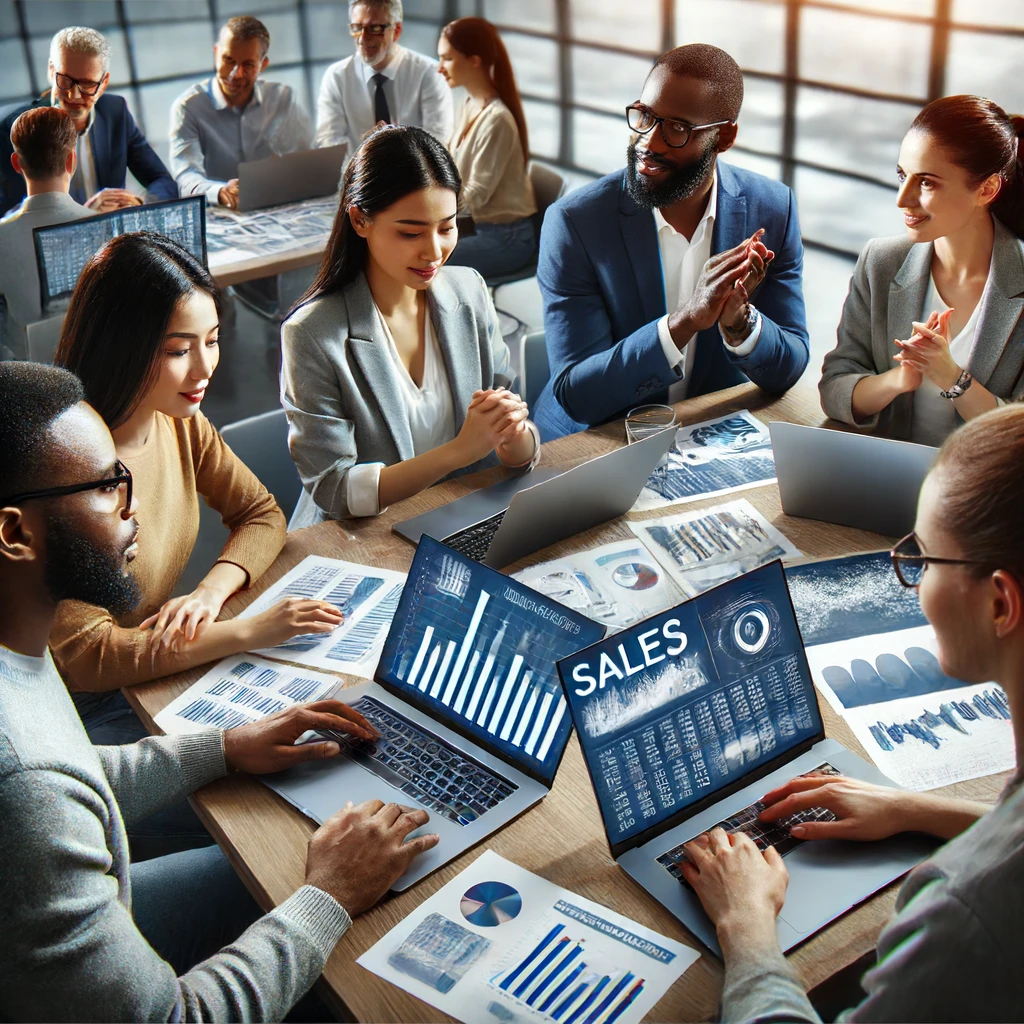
[910,275,987,446]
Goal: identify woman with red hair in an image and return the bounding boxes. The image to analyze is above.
[437,17,537,277]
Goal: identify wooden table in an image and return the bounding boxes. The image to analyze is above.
[208,240,326,288]
[128,380,1007,1022]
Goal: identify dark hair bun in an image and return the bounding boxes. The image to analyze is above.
[1010,114,1024,140]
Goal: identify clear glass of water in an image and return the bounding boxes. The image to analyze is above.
[625,403,677,443]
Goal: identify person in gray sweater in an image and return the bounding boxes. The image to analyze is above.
[678,403,1024,1022]
[0,360,439,1022]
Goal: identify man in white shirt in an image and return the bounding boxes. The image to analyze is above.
[170,15,314,209]
[0,107,92,359]
[316,0,453,153]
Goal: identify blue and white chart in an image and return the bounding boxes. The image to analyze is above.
[239,556,407,678]
[633,410,776,511]
[154,654,340,734]
[358,850,698,1024]
[377,537,605,782]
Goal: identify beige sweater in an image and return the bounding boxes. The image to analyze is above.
[450,97,536,224]
[51,411,286,691]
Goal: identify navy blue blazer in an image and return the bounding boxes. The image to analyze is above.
[533,161,810,441]
[0,93,177,216]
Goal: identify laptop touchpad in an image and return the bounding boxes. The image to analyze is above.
[776,840,867,934]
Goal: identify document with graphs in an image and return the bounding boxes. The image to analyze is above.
[239,555,408,679]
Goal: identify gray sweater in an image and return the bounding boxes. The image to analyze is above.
[0,643,350,1022]
[722,774,1024,1022]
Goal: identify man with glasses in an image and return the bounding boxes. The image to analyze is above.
[316,0,453,154]
[533,43,810,441]
[0,26,176,218]
[170,15,314,211]
[0,360,439,1020]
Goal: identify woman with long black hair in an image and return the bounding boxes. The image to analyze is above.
[282,124,539,527]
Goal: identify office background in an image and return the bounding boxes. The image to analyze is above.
[1,0,1021,410]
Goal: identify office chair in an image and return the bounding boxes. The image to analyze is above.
[520,329,551,412]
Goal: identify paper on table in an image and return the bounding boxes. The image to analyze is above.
[240,555,407,678]
[513,537,685,633]
[630,498,801,597]
[358,849,698,1024]
[154,654,341,734]
[205,195,337,263]
[632,410,776,511]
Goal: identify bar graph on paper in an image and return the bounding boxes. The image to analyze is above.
[489,922,645,1024]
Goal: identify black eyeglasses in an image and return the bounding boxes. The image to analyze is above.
[53,71,105,96]
[1,460,133,511]
[349,22,393,36]
[626,102,733,149]
[889,531,988,588]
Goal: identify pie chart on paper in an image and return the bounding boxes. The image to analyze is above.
[460,881,523,926]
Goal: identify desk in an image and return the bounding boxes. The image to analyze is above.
[128,380,1008,1022]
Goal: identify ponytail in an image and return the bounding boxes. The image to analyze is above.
[992,114,1024,240]
[442,17,529,163]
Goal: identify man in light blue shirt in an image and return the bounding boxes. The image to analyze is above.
[170,15,313,209]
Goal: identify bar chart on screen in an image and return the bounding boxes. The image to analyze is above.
[490,921,645,1024]
[378,539,606,777]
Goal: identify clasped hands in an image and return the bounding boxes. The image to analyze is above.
[894,308,962,393]
[669,228,774,349]
[85,188,143,213]
[455,386,532,464]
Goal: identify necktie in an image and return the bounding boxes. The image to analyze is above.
[372,73,391,125]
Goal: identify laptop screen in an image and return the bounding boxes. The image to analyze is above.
[377,536,607,785]
[557,561,823,851]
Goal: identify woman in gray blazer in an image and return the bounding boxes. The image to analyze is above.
[820,95,1024,445]
[281,126,539,528]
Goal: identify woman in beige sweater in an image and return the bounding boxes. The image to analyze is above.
[52,233,342,856]
[437,17,537,278]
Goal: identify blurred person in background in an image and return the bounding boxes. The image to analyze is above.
[436,17,537,278]
[0,26,176,217]
[820,95,1024,446]
[316,0,452,155]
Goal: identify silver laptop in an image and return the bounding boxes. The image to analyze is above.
[236,143,347,212]
[770,422,938,537]
[557,560,934,955]
[393,425,678,568]
[260,535,606,889]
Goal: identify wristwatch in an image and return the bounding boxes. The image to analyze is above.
[940,368,973,400]
[721,303,759,343]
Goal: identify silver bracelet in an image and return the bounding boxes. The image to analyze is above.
[940,368,973,400]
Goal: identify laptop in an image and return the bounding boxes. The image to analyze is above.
[393,425,678,568]
[236,143,348,212]
[261,535,607,889]
[770,422,938,537]
[556,560,935,955]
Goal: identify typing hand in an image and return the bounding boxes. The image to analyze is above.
[896,309,959,390]
[305,799,440,916]
[223,699,379,774]
[680,828,788,944]
[759,773,910,842]
[85,188,143,212]
[218,179,240,209]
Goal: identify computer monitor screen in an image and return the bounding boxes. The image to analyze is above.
[33,196,206,313]
[376,536,606,785]
[557,561,823,848]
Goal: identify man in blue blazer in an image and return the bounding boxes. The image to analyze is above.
[533,44,809,441]
[1,27,176,218]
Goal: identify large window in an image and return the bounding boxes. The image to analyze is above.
[2,0,1021,258]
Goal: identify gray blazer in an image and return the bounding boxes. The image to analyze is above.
[819,217,1024,440]
[281,265,514,527]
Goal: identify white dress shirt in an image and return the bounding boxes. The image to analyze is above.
[655,171,762,403]
[315,45,453,153]
[170,78,314,205]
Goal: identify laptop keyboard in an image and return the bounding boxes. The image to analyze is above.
[443,510,507,562]
[657,763,842,888]
[319,696,517,826]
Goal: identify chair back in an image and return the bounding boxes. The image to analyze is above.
[25,313,66,364]
[220,408,302,521]
[521,329,551,411]
[529,163,567,234]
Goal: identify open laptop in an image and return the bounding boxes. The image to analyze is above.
[261,535,606,889]
[770,422,938,537]
[393,425,677,568]
[556,560,935,955]
[236,143,348,212]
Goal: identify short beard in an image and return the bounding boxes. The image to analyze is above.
[625,137,717,210]
[44,515,140,618]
